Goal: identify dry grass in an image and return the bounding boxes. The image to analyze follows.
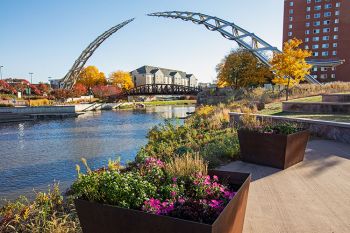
[165,153,208,178]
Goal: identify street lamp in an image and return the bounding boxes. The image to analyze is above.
[29,72,34,84]
[0,66,3,80]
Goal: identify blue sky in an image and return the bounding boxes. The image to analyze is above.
[0,0,284,83]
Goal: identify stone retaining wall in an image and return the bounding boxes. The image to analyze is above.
[0,106,76,114]
[322,94,350,103]
[282,102,350,114]
[229,112,350,144]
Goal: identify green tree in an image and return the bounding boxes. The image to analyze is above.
[216,49,272,89]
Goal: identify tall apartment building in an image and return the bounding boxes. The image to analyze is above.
[283,0,350,82]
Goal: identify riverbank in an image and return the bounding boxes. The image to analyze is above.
[116,100,196,110]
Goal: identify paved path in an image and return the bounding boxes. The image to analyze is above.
[219,138,350,233]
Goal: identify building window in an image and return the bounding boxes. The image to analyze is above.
[314,5,322,10]
[306,30,310,35]
[334,27,338,32]
[332,51,337,56]
[335,19,339,24]
[307,0,311,4]
[313,67,318,72]
[289,24,293,29]
[333,43,337,48]
[320,74,328,79]
[314,13,321,18]
[314,29,320,34]
[314,21,321,26]
[336,2,340,7]
[324,4,332,9]
[324,12,331,17]
[305,45,309,49]
[335,11,340,16]
[290,1,294,6]
[305,38,310,42]
[323,20,330,25]
[313,52,319,57]
[322,51,329,56]
[331,74,336,79]
[313,37,320,41]
[288,32,293,37]
[289,9,294,14]
[312,44,319,49]
[321,67,328,71]
[315,0,322,2]
[334,35,338,40]
[307,6,311,11]
[323,36,329,40]
[289,16,293,21]
[306,15,311,19]
[306,22,310,27]
[322,43,329,48]
[323,28,330,33]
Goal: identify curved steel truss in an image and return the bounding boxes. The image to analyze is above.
[61,18,134,89]
[148,11,321,84]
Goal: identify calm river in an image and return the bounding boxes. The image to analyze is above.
[0,105,195,202]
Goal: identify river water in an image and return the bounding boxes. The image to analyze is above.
[0,105,195,202]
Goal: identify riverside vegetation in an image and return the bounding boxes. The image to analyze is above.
[0,104,240,232]
[0,88,335,232]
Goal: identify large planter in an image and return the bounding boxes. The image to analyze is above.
[74,170,251,233]
[238,129,310,169]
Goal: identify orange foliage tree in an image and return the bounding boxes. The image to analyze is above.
[109,71,134,91]
[77,66,106,89]
[270,38,312,100]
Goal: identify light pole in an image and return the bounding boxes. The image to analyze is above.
[0,66,3,80]
[29,72,34,84]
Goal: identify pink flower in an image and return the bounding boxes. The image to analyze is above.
[172,177,177,183]
[213,175,219,181]
[171,191,177,197]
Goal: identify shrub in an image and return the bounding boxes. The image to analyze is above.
[28,99,52,107]
[0,103,14,107]
[0,184,80,233]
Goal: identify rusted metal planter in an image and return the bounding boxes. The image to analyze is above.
[74,170,251,233]
[238,129,310,169]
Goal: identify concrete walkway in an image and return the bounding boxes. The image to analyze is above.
[220,138,350,233]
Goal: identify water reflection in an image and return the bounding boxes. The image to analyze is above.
[0,105,195,201]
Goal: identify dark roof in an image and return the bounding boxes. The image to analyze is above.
[132,65,193,79]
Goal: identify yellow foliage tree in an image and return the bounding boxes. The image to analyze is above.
[270,38,312,100]
[109,71,134,91]
[77,66,106,89]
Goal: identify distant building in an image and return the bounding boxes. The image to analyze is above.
[131,65,198,87]
[283,0,350,82]
[49,79,61,89]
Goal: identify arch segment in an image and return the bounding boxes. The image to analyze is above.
[61,18,134,89]
[148,11,322,84]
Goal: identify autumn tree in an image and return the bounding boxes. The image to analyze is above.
[77,66,107,88]
[72,83,87,97]
[270,38,312,101]
[109,71,134,91]
[216,48,272,89]
[37,83,50,94]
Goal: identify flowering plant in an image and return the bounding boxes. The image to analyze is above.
[70,156,237,224]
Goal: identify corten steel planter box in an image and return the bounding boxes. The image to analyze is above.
[238,129,310,169]
[74,170,251,233]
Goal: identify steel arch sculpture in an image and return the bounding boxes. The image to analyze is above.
[61,18,134,89]
[148,11,322,84]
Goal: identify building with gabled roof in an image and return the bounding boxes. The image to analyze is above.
[131,65,198,87]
